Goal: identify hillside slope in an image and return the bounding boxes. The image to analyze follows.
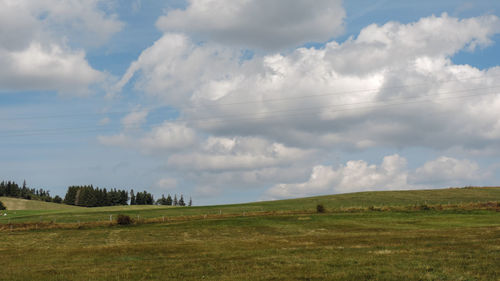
[251,186,500,210]
[1,187,499,225]
[0,197,82,211]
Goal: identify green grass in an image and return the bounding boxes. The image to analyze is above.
[0,197,82,211]
[1,187,499,224]
[0,210,499,280]
[0,187,499,280]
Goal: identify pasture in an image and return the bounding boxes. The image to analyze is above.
[0,187,499,280]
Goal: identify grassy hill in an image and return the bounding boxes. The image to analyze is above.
[0,187,499,224]
[0,197,82,211]
[0,187,499,280]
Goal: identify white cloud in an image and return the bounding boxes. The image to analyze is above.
[1,0,123,48]
[156,0,345,50]
[118,14,500,153]
[98,122,198,153]
[167,136,315,172]
[121,110,148,130]
[140,122,198,152]
[114,32,241,104]
[264,155,484,200]
[172,14,500,153]
[0,43,104,95]
[265,154,410,199]
[155,178,178,190]
[110,13,500,200]
[411,156,482,185]
[0,0,122,94]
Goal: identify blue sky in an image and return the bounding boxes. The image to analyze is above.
[1,0,500,205]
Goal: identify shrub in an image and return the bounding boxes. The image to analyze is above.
[0,200,6,210]
[419,204,431,211]
[316,204,325,213]
[117,214,132,225]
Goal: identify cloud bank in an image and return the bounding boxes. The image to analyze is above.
[104,11,500,200]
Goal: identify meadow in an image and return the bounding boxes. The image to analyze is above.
[1,187,499,280]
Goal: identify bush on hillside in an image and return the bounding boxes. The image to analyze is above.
[117,214,132,225]
[316,204,325,213]
[419,204,431,211]
[0,200,6,210]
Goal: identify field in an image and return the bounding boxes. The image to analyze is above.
[1,187,499,280]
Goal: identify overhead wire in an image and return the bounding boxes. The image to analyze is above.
[1,85,499,138]
[0,73,498,121]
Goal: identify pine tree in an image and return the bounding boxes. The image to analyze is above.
[157,194,169,205]
[166,194,172,206]
[64,186,78,205]
[130,189,136,205]
[53,195,63,204]
[179,195,185,206]
[173,195,178,206]
[189,197,192,207]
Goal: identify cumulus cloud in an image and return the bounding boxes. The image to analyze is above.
[0,0,122,94]
[140,122,198,152]
[109,13,499,201]
[265,154,410,199]
[114,33,240,104]
[156,0,345,50]
[0,43,104,94]
[186,14,500,152]
[98,122,198,153]
[118,14,500,153]
[264,155,484,200]
[167,136,315,172]
[411,156,482,185]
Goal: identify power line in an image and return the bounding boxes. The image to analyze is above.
[1,86,498,138]
[188,73,500,107]
[180,85,500,123]
[1,73,498,121]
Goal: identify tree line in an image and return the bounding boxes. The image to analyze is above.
[64,185,129,207]
[0,180,192,208]
[156,194,192,206]
[0,180,62,203]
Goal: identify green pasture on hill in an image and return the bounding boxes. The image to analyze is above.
[0,187,499,280]
[1,187,499,224]
[1,210,499,280]
[0,196,81,211]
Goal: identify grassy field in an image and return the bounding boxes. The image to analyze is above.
[0,196,82,211]
[1,187,499,224]
[1,187,499,280]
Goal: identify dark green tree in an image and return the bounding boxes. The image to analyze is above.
[64,186,78,205]
[166,194,172,206]
[53,195,63,204]
[0,200,6,210]
[130,189,136,205]
[157,194,169,205]
[179,195,185,206]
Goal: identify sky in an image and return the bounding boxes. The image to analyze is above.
[1,0,500,205]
